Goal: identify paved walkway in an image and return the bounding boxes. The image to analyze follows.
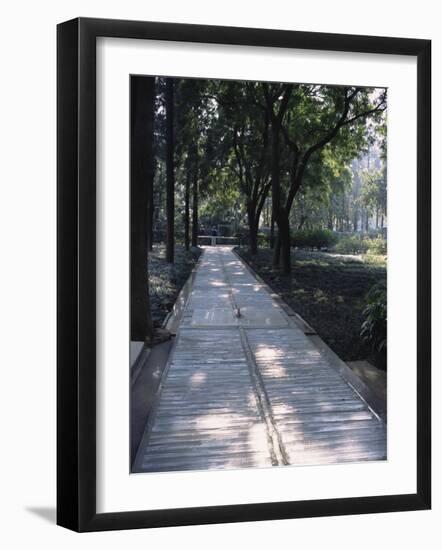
[133,247,386,472]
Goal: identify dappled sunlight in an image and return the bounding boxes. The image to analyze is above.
[313,289,328,303]
[254,346,288,378]
[247,392,258,408]
[270,396,385,466]
[135,247,385,474]
[296,259,331,268]
[254,344,278,362]
[190,308,235,326]
[231,284,263,293]
[208,280,227,287]
[190,371,208,389]
[194,412,242,432]
[247,422,271,454]
[247,327,386,466]
[141,389,273,471]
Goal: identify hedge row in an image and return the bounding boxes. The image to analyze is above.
[291,228,338,250]
[238,228,387,255]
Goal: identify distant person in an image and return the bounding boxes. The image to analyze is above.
[211,226,218,246]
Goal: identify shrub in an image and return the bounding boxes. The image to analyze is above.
[360,282,387,355]
[257,232,268,247]
[333,235,369,255]
[233,226,250,246]
[367,236,387,256]
[291,228,338,250]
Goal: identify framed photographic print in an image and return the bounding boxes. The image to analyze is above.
[57,17,431,532]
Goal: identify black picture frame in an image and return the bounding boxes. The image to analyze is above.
[57,17,431,532]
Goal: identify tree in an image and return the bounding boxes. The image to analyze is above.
[360,168,387,231]
[184,162,191,250]
[349,145,386,232]
[173,79,207,248]
[191,142,199,247]
[165,78,175,263]
[146,79,157,252]
[208,82,272,254]
[263,83,293,271]
[266,84,387,272]
[142,77,386,276]
[289,156,352,232]
[130,76,155,342]
[377,168,387,229]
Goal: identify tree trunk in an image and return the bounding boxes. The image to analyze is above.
[269,120,291,272]
[278,213,291,274]
[155,162,163,231]
[353,210,358,232]
[273,232,281,267]
[191,160,199,247]
[165,78,175,263]
[247,204,258,255]
[130,76,155,342]
[327,214,333,231]
[249,224,258,255]
[147,157,155,251]
[184,169,190,251]
[270,211,275,249]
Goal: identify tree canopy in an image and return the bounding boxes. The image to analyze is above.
[146,77,387,270]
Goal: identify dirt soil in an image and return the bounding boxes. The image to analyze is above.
[236,247,386,368]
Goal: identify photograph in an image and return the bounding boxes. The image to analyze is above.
[0,0,435,539]
[129,75,388,474]
[54,13,431,534]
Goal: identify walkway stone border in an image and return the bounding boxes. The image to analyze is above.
[162,247,204,335]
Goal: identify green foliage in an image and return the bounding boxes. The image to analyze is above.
[333,234,369,255]
[291,228,338,250]
[290,156,353,230]
[360,169,387,218]
[283,86,385,159]
[153,77,387,257]
[367,236,387,255]
[332,233,387,256]
[360,283,387,356]
[257,232,268,247]
[199,175,241,224]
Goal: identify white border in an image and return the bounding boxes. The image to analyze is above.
[96,37,417,513]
